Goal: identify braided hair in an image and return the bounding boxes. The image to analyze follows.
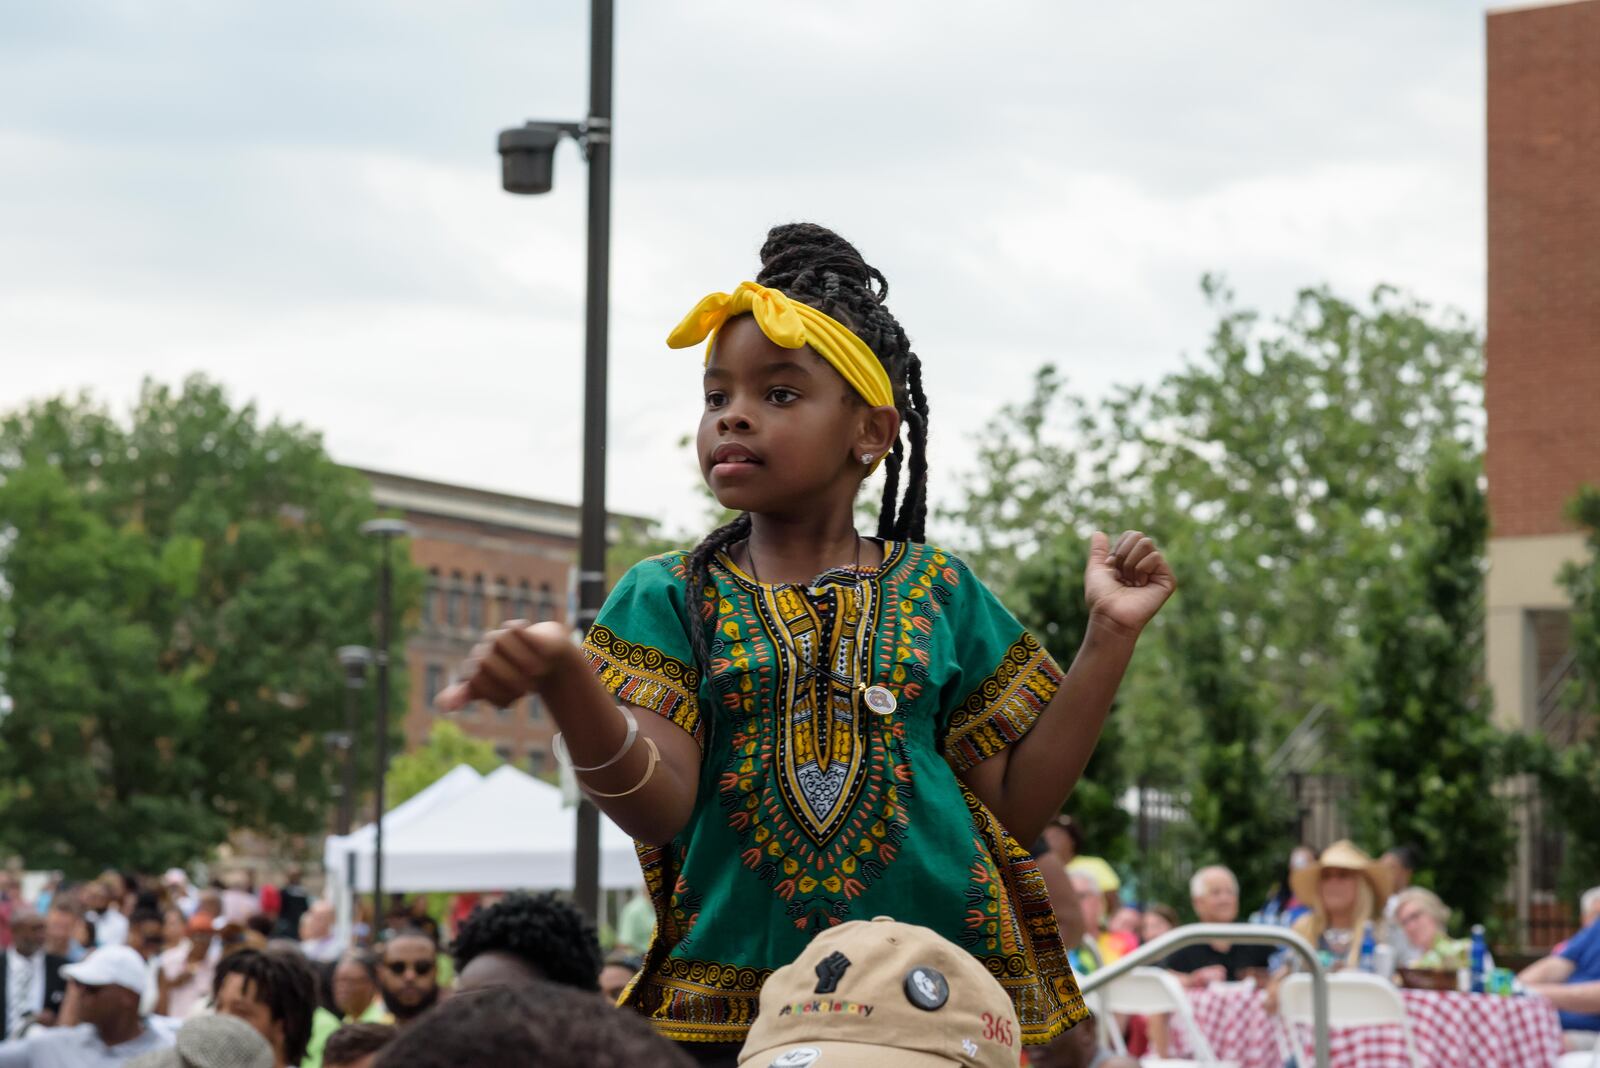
[683,223,931,675]
[212,945,319,1065]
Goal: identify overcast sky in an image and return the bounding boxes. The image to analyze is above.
[1,1,1489,534]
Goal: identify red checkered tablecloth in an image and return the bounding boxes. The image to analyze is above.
[1170,983,1565,1068]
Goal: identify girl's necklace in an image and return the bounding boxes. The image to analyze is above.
[743,534,898,717]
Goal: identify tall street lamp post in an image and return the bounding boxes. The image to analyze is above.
[496,0,613,921]
[334,646,373,836]
[360,517,412,922]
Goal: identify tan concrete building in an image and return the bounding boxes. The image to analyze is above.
[359,468,646,776]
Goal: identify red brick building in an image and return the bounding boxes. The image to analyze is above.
[1484,0,1600,942]
[359,468,645,776]
[1484,0,1600,735]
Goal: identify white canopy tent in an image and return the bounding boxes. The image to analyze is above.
[324,763,488,945]
[325,765,643,947]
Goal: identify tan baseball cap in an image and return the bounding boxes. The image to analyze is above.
[738,917,1023,1068]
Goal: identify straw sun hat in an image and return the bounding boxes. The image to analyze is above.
[1289,839,1391,913]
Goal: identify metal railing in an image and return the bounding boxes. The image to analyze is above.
[1076,922,1329,1068]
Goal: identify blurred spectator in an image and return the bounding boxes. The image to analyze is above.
[1380,846,1420,935]
[219,877,259,932]
[1164,866,1273,987]
[126,1014,273,1068]
[0,945,172,1065]
[127,911,165,965]
[738,916,1044,1068]
[598,951,642,1004]
[159,911,186,956]
[159,874,199,923]
[1288,840,1390,971]
[1518,902,1600,1041]
[1391,887,1490,971]
[1071,872,1134,967]
[0,873,19,952]
[1141,904,1179,944]
[212,947,318,1068]
[82,883,129,950]
[4,910,68,1037]
[1042,814,1086,867]
[41,905,81,966]
[271,872,310,945]
[320,1023,394,1068]
[376,932,438,1029]
[373,981,691,1068]
[154,914,218,1020]
[298,905,340,966]
[330,953,389,1025]
[1108,906,1143,943]
[612,890,655,955]
[1554,887,1600,956]
[451,893,601,995]
[1253,844,1315,927]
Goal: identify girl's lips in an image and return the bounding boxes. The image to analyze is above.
[710,459,762,479]
[711,442,763,464]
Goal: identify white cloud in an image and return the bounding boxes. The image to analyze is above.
[0,0,1488,536]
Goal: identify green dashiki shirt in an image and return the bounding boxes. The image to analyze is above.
[582,540,1086,1046]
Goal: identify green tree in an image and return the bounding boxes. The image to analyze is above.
[0,376,420,874]
[1347,446,1511,924]
[1542,487,1600,895]
[386,720,503,806]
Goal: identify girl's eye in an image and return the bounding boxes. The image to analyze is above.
[768,387,798,404]
[704,391,727,408]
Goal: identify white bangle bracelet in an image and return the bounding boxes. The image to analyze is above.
[553,703,639,773]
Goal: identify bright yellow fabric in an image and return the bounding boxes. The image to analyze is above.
[667,281,897,416]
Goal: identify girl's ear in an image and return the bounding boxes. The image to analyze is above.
[854,405,901,466]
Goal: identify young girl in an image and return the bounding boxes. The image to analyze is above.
[438,223,1175,1064]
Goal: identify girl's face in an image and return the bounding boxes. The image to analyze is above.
[1320,867,1359,913]
[698,315,892,517]
[1141,911,1175,942]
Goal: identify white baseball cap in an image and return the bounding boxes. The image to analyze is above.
[61,945,149,996]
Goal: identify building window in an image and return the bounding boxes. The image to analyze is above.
[497,701,511,721]
[424,568,440,628]
[528,749,548,775]
[494,744,513,765]
[517,580,533,621]
[527,694,543,721]
[446,571,463,627]
[425,663,443,705]
[536,582,555,622]
[468,574,485,630]
[493,576,510,625]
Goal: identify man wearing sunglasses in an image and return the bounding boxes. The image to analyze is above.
[377,931,439,1029]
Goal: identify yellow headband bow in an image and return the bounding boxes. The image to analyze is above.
[666,281,897,416]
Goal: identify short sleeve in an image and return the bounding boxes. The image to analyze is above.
[582,553,706,751]
[936,554,1065,774]
[1560,919,1600,968]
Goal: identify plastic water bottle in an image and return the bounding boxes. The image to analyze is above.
[1372,942,1396,981]
[1470,925,1487,993]
[1359,927,1376,972]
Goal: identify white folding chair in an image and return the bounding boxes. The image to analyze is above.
[1556,1034,1600,1068]
[1279,972,1423,1068]
[1097,966,1238,1067]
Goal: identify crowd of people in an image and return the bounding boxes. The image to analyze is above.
[0,829,1598,1065]
[1027,823,1600,1059]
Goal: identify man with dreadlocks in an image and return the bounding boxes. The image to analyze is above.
[438,222,1176,1066]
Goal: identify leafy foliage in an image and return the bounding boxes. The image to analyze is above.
[1541,487,1600,896]
[0,376,420,874]
[386,720,503,807]
[949,279,1485,891]
[1347,445,1511,924]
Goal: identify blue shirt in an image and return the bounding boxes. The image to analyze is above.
[1558,920,1600,1031]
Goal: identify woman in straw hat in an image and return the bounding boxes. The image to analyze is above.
[1287,840,1391,970]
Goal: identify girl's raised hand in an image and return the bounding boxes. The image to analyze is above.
[1083,529,1176,637]
[434,619,574,712]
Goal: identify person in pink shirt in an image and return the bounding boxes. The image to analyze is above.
[154,913,218,1018]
